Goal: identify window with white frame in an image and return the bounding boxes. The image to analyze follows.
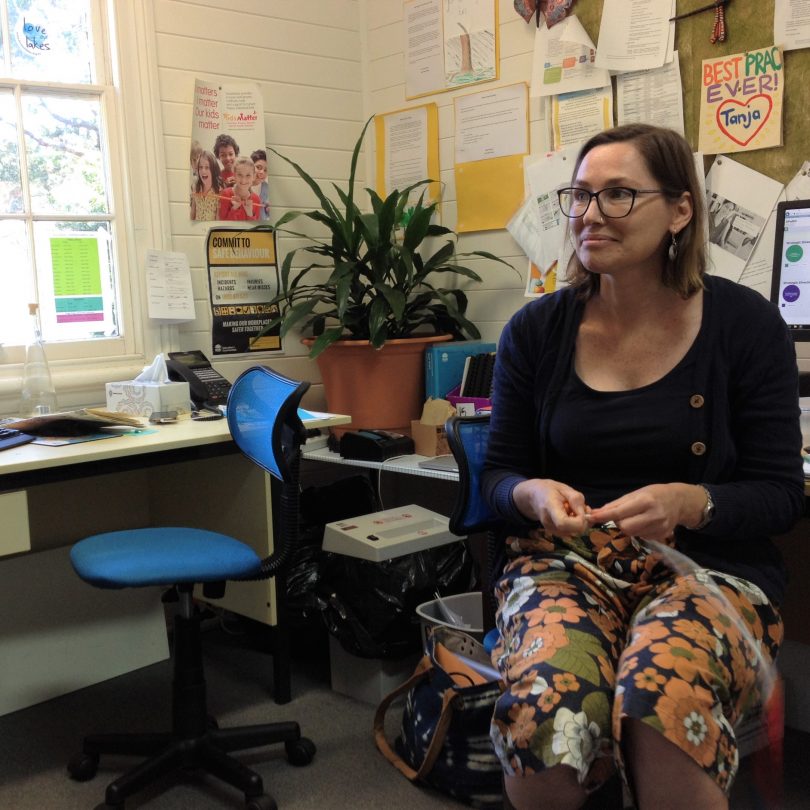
[0,0,161,395]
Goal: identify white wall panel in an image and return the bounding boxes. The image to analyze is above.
[153,0,363,383]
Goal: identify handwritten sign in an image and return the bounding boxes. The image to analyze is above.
[699,46,783,155]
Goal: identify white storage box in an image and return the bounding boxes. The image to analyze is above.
[105,380,191,417]
[328,636,419,705]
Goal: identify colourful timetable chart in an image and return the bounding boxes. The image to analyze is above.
[50,237,105,324]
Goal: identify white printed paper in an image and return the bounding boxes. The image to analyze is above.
[705,157,784,283]
[550,86,613,150]
[531,15,611,98]
[145,250,196,322]
[774,0,810,51]
[404,0,445,98]
[616,51,684,134]
[595,0,673,72]
[454,84,528,163]
[739,162,810,297]
[383,107,429,193]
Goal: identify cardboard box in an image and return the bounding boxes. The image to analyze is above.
[105,380,191,417]
[410,419,449,457]
[410,397,456,456]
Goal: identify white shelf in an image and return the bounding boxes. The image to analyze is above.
[302,445,459,481]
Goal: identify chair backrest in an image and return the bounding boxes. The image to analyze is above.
[445,413,500,536]
[226,366,310,483]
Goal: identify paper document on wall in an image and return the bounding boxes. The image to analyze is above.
[374,104,440,209]
[616,51,684,134]
[739,162,810,297]
[705,157,784,283]
[550,86,613,150]
[454,83,528,232]
[145,250,196,322]
[774,1,810,51]
[595,0,674,72]
[530,15,610,98]
[404,0,498,99]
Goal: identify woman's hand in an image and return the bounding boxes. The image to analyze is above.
[586,483,707,541]
[512,479,589,536]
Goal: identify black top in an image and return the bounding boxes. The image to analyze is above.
[547,346,696,507]
[482,275,804,604]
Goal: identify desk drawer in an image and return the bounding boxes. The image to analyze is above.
[0,490,31,557]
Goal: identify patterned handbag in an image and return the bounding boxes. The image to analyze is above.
[373,626,504,808]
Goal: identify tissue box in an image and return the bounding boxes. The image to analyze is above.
[105,380,191,417]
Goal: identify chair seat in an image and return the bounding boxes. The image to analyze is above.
[70,527,262,588]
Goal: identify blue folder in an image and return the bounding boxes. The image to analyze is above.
[424,341,496,400]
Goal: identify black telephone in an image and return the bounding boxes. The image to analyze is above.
[167,349,232,409]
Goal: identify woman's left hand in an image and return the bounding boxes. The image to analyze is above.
[586,483,706,541]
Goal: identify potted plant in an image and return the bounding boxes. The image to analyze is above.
[258,116,510,433]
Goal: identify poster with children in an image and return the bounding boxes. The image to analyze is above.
[698,46,783,155]
[190,80,269,223]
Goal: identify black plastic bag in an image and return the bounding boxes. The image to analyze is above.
[285,474,380,628]
[317,541,474,660]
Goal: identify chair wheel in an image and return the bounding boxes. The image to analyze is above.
[67,751,99,781]
[285,736,316,766]
[246,795,277,810]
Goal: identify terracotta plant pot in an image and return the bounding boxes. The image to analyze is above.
[305,334,452,438]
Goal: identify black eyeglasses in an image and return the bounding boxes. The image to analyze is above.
[557,186,673,219]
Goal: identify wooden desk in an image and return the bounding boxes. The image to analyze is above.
[0,411,348,715]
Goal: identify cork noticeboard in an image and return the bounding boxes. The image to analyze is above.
[573,0,809,184]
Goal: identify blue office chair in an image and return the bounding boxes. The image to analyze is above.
[67,366,316,810]
[445,413,502,644]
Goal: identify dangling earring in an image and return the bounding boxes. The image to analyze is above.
[668,231,679,262]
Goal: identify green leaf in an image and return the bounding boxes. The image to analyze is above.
[532,716,564,766]
[307,327,346,359]
[347,115,375,210]
[581,691,611,732]
[368,296,390,347]
[402,199,434,252]
[545,628,607,687]
[374,283,406,322]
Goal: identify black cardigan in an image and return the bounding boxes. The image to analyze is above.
[482,275,804,604]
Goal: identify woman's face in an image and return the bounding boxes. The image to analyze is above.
[570,141,691,278]
[197,156,212,188]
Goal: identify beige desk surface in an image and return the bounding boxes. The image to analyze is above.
[0,410,350,480]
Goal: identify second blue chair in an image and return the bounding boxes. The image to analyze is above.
[67,366,315,810]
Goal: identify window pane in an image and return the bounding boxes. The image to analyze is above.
[0,219,34,344]
[22,93,109,215]
[7,0,94,84]
[0,90,23,214]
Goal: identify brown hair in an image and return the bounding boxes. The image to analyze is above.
[194,150,222,194]
[564,124,706,300]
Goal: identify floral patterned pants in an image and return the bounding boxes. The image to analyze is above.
[489,526,782,796]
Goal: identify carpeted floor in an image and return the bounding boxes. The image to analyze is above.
[0,615,806,809]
